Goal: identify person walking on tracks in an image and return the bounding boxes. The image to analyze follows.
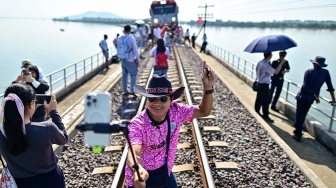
[125,62,215,188]
[117,25,140,95]
[293,56,335,142]
[150,38,170,75]
[99,34,109,70]
[254,52,286,123]
[269,51,290,112]
[0,83,68,188]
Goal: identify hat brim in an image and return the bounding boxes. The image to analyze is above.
[134,85,185,99]
[310,60,327,67]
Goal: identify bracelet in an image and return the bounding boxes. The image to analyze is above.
[204,88,214,94]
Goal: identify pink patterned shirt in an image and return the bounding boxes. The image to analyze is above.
[125,102,195,186]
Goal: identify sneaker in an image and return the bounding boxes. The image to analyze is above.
[293,134,301,142]
[271,106,279,112]
[262,116,274,123]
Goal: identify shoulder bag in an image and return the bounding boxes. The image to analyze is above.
[0,155,18,188]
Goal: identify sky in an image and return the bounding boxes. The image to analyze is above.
[0,0,335,22]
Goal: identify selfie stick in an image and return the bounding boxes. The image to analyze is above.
[76,120,143,182]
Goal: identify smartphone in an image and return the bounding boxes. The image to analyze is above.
[22,68,30,76]
[35,94,51,104]
[83,92,111,147]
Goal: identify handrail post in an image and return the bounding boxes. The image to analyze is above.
[49,76,53,93]
[75,64,78,80]
[63,69,67,87]
[329,105,336,131]
[84,60,86,75]
[91,56,93,70]
[237,57,240,70]
[244,60,247,74]
[251,64,254,78]
[285,81,290,102]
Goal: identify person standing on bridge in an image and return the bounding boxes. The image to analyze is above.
[191,33,196,49]
[293,56,335,142]
[119,25,140,95]
[0,83,67,187]
[13,65,50,122]
[99,34,109,70]
[254,52,286,123]
[125,62,215,188]
[269,51,290,112]
[200,34,208,53]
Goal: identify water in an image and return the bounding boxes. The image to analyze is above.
[1,18,335,127]
[0,18,123,93]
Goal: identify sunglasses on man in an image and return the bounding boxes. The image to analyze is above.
[147,96,170,103]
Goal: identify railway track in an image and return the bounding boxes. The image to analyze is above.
[57,44,314,187]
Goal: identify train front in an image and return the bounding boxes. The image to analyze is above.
[149,0,179,27]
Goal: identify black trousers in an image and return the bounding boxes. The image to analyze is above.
[255,83,270,117]
[269,78,284,107]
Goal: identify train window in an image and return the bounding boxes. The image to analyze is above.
[154,6,164,14]
[164,5,174,14]
[153,5,175,14]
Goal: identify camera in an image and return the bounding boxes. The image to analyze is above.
[83,92,111,147]
[35,94,51,104]
[22,68,30,76]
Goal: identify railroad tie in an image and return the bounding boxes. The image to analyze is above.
[198,115,215,120]
[202,126,220,132]
[91,167,114,175]
[172,164,194,173]
[214,162,239,171]
[104,145,124,152]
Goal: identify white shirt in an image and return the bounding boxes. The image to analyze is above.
[153,28,162,39]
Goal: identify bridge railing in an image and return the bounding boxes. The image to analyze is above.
[205,42,336,132]
[0,48,116,103]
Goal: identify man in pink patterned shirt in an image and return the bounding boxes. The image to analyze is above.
[126,61,215,188]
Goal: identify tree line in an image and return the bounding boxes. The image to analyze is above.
[181,19,336,29]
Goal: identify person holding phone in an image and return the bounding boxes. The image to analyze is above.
[13,65,49,122]
[0,83,68,187]
[125,61,215,188]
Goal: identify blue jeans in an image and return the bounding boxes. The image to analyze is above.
[15,166,65,188]
[128,171,178,188]
[153,66,168,76]
[121,59,138,93]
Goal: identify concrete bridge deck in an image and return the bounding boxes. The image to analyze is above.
[56,45,336,187]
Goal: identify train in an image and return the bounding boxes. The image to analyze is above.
[149,0,179,27]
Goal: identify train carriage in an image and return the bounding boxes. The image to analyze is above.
[149,0,179,27]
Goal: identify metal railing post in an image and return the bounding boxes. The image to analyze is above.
[91,56,93,70]
[237,57,240,70]
[244,60,247,74]
[285,81,290,102]
[75,64,78,80]
[63,69,67,87]
[49,76,53,93]
[329,105,336,131]
[251,64,254,78]
[84,60,86,75]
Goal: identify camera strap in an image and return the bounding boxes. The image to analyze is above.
[166,114,170,164]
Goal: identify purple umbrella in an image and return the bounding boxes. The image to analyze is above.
[244,35,297,53]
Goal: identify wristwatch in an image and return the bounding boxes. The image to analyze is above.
[204,87,214,94]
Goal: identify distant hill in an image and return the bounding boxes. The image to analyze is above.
[61,11,122,20]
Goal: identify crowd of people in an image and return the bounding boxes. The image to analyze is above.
[1,21,335,188]
[1,59,68,187]
[254,51,335,142]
